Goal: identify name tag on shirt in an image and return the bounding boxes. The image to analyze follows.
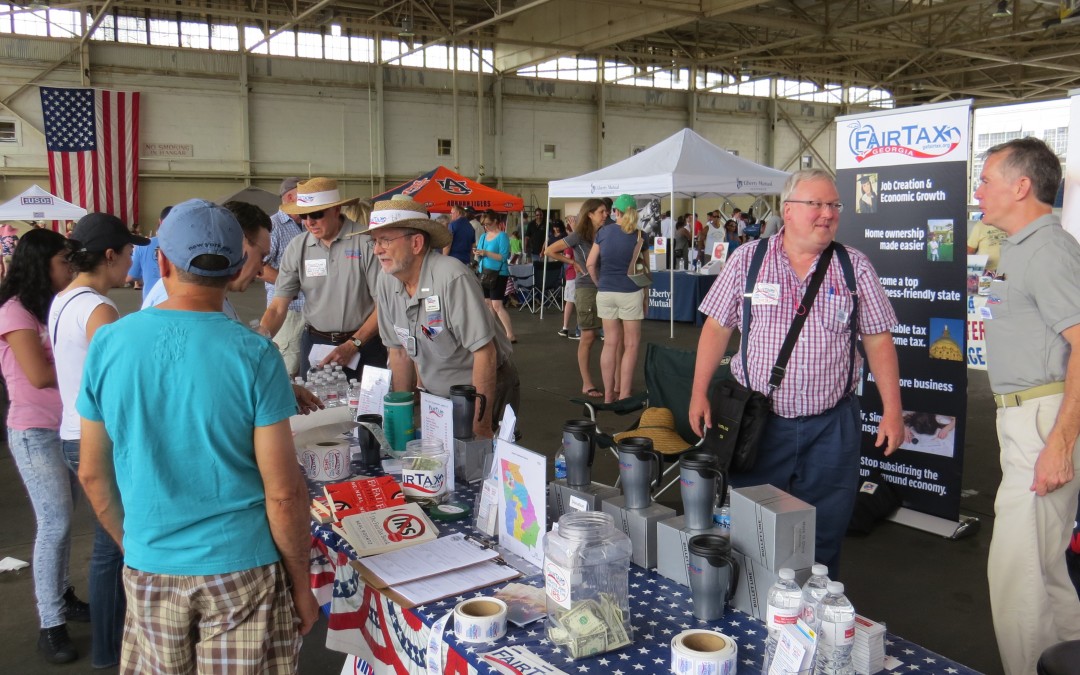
[980,306,993,320]
[424,295,441,312]
[305,259,328,277]
[751,282,781,305]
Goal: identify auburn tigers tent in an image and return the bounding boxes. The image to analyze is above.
[372,166,524,213]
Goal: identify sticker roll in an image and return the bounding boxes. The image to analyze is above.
[300,440,350,482]
[453,597,508,644]
[670,629,738,675]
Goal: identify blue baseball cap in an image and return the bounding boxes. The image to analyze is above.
[158,198,246,277]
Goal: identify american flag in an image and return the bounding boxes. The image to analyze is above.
[40,87,140,225]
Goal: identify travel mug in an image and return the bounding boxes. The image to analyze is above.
[562,419,596,487]
[616,437,661,509]
[679,452,726,531]
[449,384,487,440]
[354,414,385,466]
[687,534,739,621]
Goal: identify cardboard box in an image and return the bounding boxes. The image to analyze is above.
[601,495,676,569]
[729,548,812,621]
[730,484,815,572]
[656,515,726,586]
[547,480,621,525]
[648,252,668,271]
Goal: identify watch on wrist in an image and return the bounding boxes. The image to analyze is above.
[350,337,363,350]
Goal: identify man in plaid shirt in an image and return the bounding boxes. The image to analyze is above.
[690,169,903,574]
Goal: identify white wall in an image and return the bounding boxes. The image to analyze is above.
[0,34,845,226]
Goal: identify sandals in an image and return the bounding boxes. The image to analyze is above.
[583,387,603,398]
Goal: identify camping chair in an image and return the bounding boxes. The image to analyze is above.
[534,260,564,313]
[568,342,734,499]
[508,263,537,312]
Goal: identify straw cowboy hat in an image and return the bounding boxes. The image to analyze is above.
[363,195,453,250]
[280,177,360,215]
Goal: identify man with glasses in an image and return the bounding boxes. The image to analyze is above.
[258,177,385,380]
[689,168,903,575]
[368,196,519,439]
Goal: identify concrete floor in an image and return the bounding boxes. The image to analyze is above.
[0,283,1005,674]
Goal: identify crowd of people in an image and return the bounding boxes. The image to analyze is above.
[1,138,1078,675]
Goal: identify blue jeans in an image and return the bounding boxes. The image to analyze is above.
[63,439,125,668]
[729,394,861,576]
[7,427,73,629]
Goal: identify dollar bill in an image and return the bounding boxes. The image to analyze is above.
[560,601,606,637]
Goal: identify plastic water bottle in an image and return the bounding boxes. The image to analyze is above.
[800,564,831,631]
[347,379,361,417]
[554,450,567,480]
[713,486,731,535]
[763,568,803,674]
[815,581,855,675]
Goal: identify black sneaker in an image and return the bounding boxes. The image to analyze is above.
[63,587,91,623]
[568,330,581,341]
[557,328,570,338]
[38,625,78,664]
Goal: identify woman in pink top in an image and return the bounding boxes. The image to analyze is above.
[0,228,86,664]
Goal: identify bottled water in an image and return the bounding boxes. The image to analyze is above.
[323,376,340,407]
[800,564,831,631]
[762,568,802,674]
[713,486,732,534]
[554,450,567,480]
[815,581,855,675]
[347,379,361,417]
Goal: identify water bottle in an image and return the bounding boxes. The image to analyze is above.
[815,581,855,675]
[800,564,831,631]
[762,568,803,674]
[554,450,567,480]
[713,486,731,535]
[347,379,361,417]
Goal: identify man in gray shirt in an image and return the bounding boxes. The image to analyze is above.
[368,196,519,438]
[259,177,385,380]
[976,136,1080,675]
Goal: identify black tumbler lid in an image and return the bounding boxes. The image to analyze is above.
[688,533,732,562]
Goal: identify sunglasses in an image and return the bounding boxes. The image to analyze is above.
[302,210,326,221]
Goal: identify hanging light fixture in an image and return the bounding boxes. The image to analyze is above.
[992,0,1012,19]
[398,17,415,37]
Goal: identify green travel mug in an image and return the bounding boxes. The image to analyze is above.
[383,391,415,454]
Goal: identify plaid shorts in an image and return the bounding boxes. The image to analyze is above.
[120,562,301,674]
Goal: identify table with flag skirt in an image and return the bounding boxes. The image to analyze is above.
[309,491,980,675]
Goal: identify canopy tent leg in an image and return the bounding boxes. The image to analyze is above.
[540,195,551,319]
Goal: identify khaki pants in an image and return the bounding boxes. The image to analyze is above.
[989,393,1080,675]
[273,309,305,377]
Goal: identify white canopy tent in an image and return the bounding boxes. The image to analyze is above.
[0,185,87,224]
[545,128,791,335]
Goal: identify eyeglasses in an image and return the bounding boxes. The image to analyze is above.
[372,232,418,249]
[301,210,326,221]
[785,200,844,213]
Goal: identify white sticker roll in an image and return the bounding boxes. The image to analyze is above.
[670,629,738,675]
[453,597,508,644]
[300,440,351,482]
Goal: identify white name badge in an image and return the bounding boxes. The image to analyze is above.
[980,306,993,320]
[305,258,328,277]
[751,282,781,305]
[424,295,441,312]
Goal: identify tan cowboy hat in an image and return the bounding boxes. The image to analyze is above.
[363,195,453,250]
[280,177,360,215]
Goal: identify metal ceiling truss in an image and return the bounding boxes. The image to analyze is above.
[5,0,1080,105]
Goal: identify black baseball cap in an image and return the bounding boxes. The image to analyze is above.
[71,213,150,252]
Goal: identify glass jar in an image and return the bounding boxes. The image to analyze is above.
[400,438,449,506]
[543,511,633,659]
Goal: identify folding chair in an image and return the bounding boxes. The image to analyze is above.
[508,263,537,312]
[569,342,734,499]
[534,260,564,313]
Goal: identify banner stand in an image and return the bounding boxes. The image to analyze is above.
[887,507,980,540]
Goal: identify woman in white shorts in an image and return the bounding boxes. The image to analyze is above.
[586,194,645,403]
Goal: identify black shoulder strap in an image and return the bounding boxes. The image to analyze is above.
[832,244,860,393]
[740,240,841,395]
[50,288,98,348]
[740,240,771,386]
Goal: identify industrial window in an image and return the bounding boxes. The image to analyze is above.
[437,139,452,156]
[0,119,17,143]
[542,143,557,160]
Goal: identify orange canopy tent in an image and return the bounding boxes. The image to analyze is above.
[372,166,524,213]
